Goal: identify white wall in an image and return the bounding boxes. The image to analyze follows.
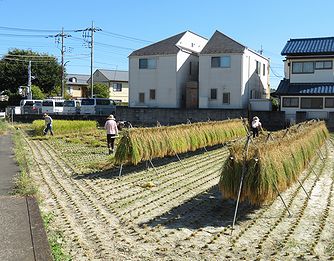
[285,58,334,83]
[242,49,270,107]
[199,54,242,108]
[199,49,269,109]
[129,55,178,108]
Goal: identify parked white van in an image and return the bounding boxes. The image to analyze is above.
[80,98,116,115]
[63,100,81,114]
[42,99,64,114]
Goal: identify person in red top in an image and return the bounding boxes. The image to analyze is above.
[104,114,118,154]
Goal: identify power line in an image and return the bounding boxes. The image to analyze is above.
[0,25,76,33]
[0,33,49,38]
[2,57,56,63]
[101,30,153,43]
[270,65,283,78]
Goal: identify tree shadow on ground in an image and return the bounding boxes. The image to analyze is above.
[140,185,260,230]
[74,144,227,181]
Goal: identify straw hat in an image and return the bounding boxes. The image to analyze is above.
[107,114,115,120]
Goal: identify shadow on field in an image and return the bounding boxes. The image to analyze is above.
[74,144,227,181]
[140,185,259,229]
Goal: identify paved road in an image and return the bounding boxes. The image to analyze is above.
[0,134,19,195]
[0,134,52,261]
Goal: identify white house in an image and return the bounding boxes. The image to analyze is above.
[88,69,129,103]
[199,31,270,109]
[128,31,208,108]
[276,37,334,122]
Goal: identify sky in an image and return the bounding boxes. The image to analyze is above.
[0,0,333,89]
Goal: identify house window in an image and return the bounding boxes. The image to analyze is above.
[210,89,217,100]
[139,58,157,69]
[113,83,122,92]
[211,56,231,68]
[315,60,333,70]
[292,62,314,73]
[263,64,266,76]
[325,98,334,108]
[69,77,77,83]
[223,92,230,104]
[139,92,145,103]
[149,89,156,100]
[256,61,261,75]
[250,90,260,99]
[282,97,299,108]
[301,97,323,109]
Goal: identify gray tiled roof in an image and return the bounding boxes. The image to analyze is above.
[97,69,128,82]
[275,79,334,95]
[129,32,186,57]
[281,37,334,55]
[66,74,90,85]
[200,30,245,54]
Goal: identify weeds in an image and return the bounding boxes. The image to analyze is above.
[42,212,71,261]
[0,119,8,135]
[11,130,38,196]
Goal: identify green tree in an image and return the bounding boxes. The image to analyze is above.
[0,49,62,95]
[31,85,46,100]
[88,83,109,98]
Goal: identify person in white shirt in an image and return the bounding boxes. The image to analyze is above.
[251,116,262,138]
[104,114,118,154]
[43,113,54,136]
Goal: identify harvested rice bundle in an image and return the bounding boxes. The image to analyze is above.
[219,120,329,205]
[115,119,247,165]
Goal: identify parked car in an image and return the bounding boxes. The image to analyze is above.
[20,99,43,114]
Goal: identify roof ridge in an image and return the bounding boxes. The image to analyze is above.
[288,36,334,41]
[98,69,128,72]
[214,30,246,48]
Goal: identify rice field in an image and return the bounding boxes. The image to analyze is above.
[16,121,334,260]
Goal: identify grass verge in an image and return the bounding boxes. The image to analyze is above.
[0,119,8,135]
[43,212,71,261]
[12,129,70,260]
[11,130,38,196]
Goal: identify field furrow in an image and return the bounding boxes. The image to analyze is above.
[25,133,334,260]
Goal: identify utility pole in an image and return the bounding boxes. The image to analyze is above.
[47,28,71,98]
[61,27,65,97]
[76,21,101,98]
[27,61,32,99]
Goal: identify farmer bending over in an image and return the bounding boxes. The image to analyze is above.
[43,113,54,136]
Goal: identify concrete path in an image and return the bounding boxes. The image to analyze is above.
[0,134,52,261]
[0,134,19,195]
